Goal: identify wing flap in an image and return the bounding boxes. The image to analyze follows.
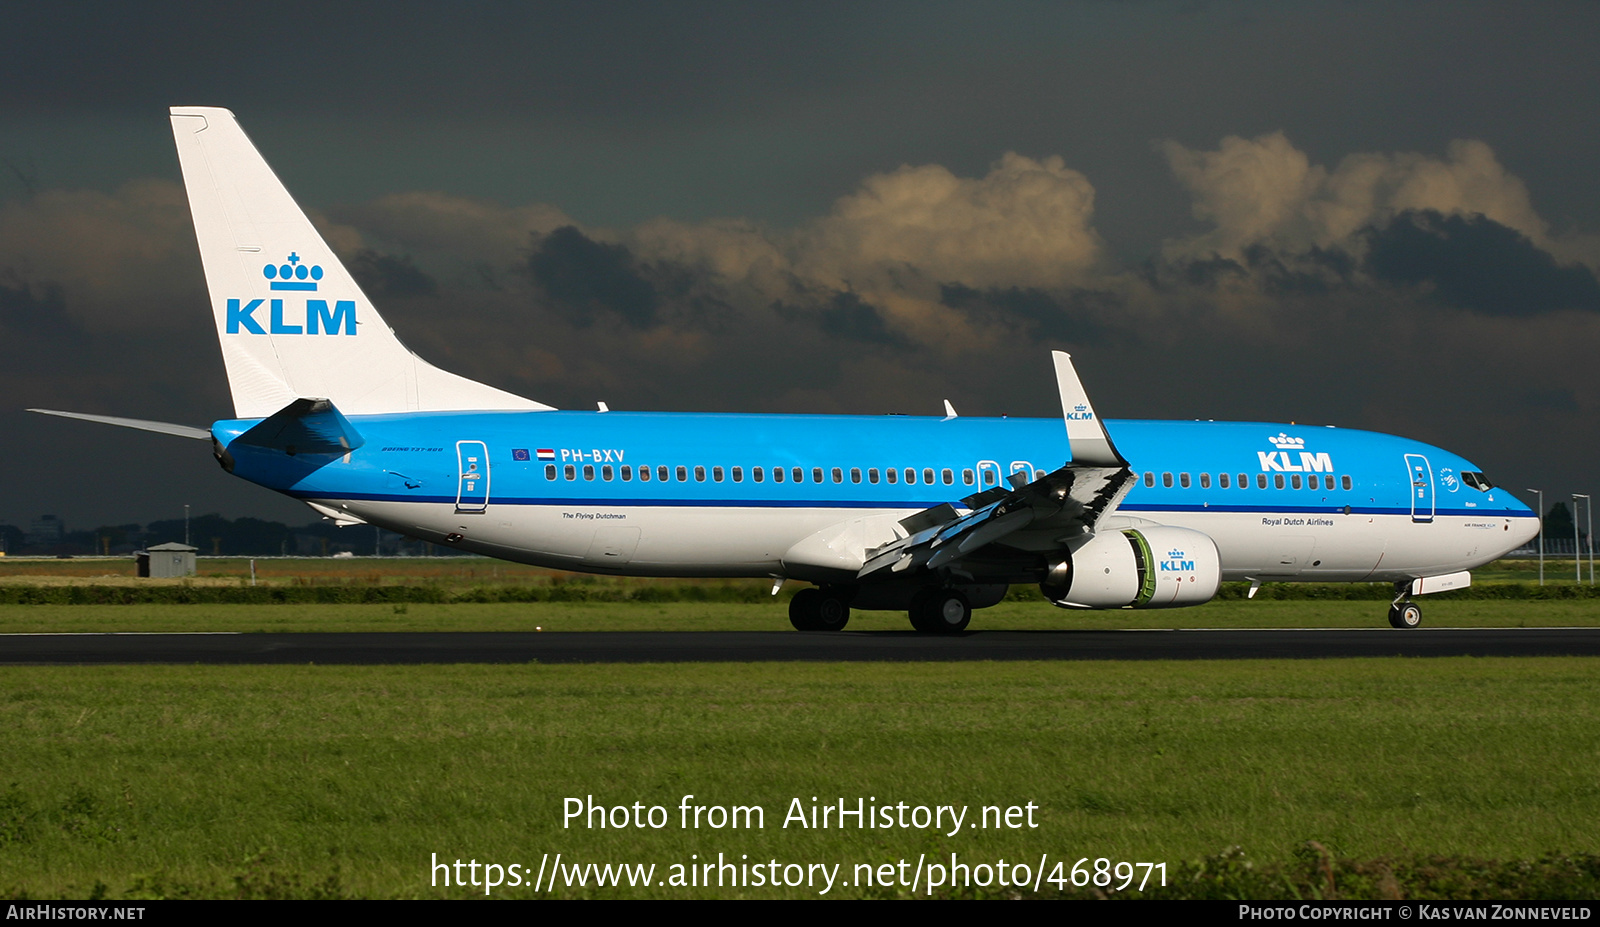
[857,352,1135,580]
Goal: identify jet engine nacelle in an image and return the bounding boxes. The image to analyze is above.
[1041,525,1221,609]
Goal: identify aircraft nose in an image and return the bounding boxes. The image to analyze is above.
[1508,512,1541,550]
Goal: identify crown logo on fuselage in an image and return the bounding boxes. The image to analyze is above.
[263,252,324,291]
[1268,433,1304,449]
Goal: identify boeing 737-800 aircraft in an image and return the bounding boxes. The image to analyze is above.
[31,108,1541,632]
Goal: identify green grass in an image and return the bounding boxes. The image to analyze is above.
[2,658,1599,898]
[2,596,1599,634]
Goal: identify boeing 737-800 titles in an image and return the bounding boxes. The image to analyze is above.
[30,108,1541,632]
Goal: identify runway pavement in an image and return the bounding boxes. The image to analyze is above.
[4,628,1600,664]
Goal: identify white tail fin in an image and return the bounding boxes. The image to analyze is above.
[169,106,552,418]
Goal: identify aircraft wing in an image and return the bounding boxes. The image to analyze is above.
[858,352,1135,579]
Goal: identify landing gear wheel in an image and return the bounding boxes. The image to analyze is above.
[908,588,972,634]
[789,587,850,631]
[1388,602,1422,629]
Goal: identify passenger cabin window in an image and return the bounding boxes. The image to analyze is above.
[1342,475,1352,491]
[1256,474,1267,489]
[1200,473,1211,489]
[1274,474,1285,489]
[1162,472,1174,488]
[731,466,742,482]
[639,465,651,482]
[1180,473,1191,488]
[754,466,764,482]
[694,466,706,482]
[868,468,880,484]
[886,468,897,484]
[1144,472,1155,487]
[792,468,802,483]
[583,465,595,481]
[923,468,935,485]
[1238,473,1247,489]
[712,466,724,482]
[675,466,687,482]
[832,468,843,483]
[962,469,974,485]
[621,465,632,481]
[1291,474,1302,489]
[851,468,862,483]
[657,465,669,482]
[773,466,784,483]
[546,464,557,480]
[602,465,613,481]
[813,467,824,484]
[941,469,953,485]
[1219,472,1230,488]
[906,468,917,484]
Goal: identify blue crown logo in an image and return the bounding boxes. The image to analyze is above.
[1168,549,1184,559]
[1074,404,1087,412]
[263,252,324,291]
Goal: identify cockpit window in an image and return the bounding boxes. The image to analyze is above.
[1462,471,1494,491]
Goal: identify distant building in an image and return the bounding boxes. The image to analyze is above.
[137,542,198,578]
[26,515,64,547]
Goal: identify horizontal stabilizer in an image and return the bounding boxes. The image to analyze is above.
[28,409,210,440]
[231,398,364,456]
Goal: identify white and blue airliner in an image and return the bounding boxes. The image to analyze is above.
[31,108,1540,632]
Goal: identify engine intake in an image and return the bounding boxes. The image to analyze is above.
[1041,526,1220,609]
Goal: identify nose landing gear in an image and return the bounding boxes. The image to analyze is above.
[1389,582,1423,629]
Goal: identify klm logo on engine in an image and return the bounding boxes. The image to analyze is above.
[226,253,356,335]
[1065,403,1094,421]
[1159,549,1194,572]
[1258,432,1332,473]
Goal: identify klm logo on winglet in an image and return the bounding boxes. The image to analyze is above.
[1159,549,1194,572]
[1065,403,1094,421]
[226,252,355,335]
[1259,432,1333,473]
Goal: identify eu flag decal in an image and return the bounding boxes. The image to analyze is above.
[511,448,531,461]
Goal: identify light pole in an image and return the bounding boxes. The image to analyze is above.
[1574,494,1584,584]
[1576,493,1594,586]
[1527,489,1543,585]
[184,504,190,548]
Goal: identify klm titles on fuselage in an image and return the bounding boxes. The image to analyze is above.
[1259,433,1332,472]
[225,254,356,336]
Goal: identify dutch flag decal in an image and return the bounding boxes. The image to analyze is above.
[536,449,556,460]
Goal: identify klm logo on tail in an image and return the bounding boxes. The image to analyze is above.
[1065,403,1094,421]
[226,253,355,335]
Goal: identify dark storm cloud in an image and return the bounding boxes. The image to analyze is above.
[938,283,1114,344]
[347,250,437,299]
[525,226,667,329]
[1362,209,1600,316]
[0,277,80,344]
[774,290,907,348]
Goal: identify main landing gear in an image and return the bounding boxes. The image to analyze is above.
[789,587,851,631]
[787,585,975,633]
[908,588,972,634]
